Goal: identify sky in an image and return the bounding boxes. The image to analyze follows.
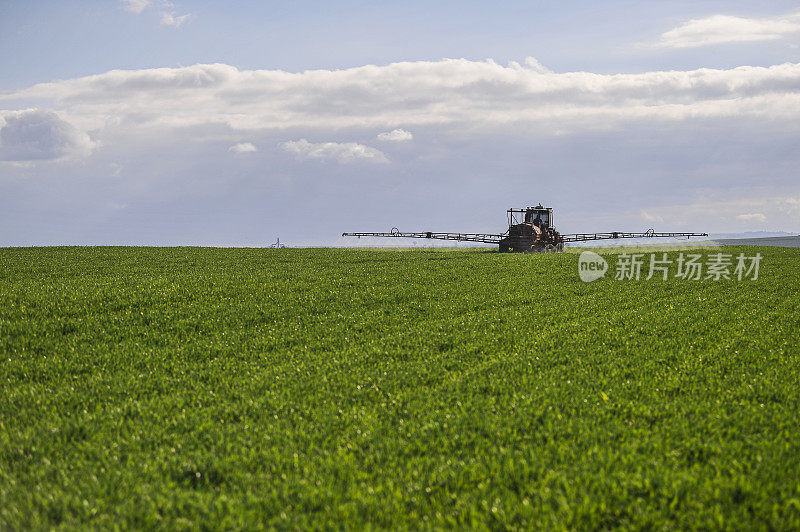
[1,0,799,246]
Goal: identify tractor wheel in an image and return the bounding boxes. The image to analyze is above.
[556,243,564,253]
[545,244,555,253]
[499,243,509,253]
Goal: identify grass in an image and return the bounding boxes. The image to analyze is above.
[1,246,799,529]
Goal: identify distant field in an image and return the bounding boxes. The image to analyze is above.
[711,235,800,248]
[1,246,799,529]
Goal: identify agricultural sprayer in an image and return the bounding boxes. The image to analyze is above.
[343,204,707,252]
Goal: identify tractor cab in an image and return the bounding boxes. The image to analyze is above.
[507,204,554,230]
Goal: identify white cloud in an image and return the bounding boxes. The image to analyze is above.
[377,129,413,142]
[634,198,790,231]
[3,58,800,139]
[640,210,664,223]
[736,213,767,222]
[123,0,151,14]
[281,139,388,164]
[0,109,93,162]
[656,10,800,48]
[160,11,191,27]
[229,142,257,153]
[122,0,191,27]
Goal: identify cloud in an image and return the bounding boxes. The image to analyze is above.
[3,58,800,139]
[160,11,191,27]
[632,196,792,232]
[123,0,150,14]
[377,129,413,142]
[122,0,191,27]
[736,213,767,222]
[656,10,800,48]
[640,210,664,223]
[229,142,257,153]
[281,139,388,164]
[0,109,93,162]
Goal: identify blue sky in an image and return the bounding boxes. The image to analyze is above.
[1,1,800,245]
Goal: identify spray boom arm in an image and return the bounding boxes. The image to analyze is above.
[342,229,503,244]
[342,228,707,244]
[561,230,707,243]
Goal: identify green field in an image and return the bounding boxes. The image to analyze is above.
[1,246,799,529]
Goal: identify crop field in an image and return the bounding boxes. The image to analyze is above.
[1,246,799,529]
